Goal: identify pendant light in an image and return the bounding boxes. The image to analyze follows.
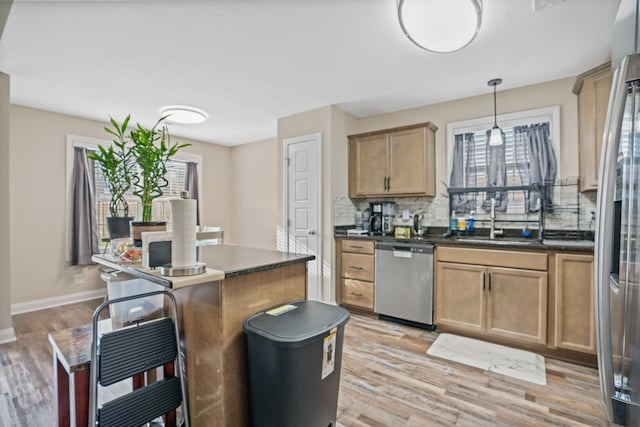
[397,0,482,53]
[488,78,504,146]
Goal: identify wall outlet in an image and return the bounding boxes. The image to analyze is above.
[74,273,84,286]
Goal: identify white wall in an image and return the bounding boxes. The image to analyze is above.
[229,137,279,249]
[9,105,232,305]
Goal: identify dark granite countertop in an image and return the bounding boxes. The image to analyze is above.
[199,245,315,277]
[334,226,594,253]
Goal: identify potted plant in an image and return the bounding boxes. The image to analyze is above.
[88,115,134,238]
[129,116,190,246]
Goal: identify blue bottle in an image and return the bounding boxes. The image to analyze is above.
[467,211,475,232]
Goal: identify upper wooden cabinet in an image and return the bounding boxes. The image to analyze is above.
[348,122,437,198]
[573,63,612,192]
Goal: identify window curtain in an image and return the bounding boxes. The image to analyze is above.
[185,162,200,225]
[70,147,98,265]
[513,122,557,212]
[449,133,478,214]
[482,129,508,213]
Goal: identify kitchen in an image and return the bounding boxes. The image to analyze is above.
[0,0,631,426]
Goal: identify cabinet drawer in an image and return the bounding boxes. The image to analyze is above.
[342,279,374,310]
[342,239,375,255]
[436,246,547,271]
[341,253,374,281]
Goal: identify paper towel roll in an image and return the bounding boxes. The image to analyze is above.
[171,198,197,267]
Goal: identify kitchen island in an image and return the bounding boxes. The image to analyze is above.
[93,245,314,427]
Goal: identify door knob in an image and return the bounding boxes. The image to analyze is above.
[308,230,316,235]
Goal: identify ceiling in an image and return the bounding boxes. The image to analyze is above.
[0,0,621,146]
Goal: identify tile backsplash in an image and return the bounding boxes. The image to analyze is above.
[334,179,597,234]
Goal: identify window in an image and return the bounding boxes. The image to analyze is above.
[66,135,202,255]
[94,160,188,241]
[446,106,561,214]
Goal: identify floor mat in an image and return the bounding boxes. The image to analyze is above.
[427,333,547,385]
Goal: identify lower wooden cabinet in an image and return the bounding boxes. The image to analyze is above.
[486,267,547,345]
[553,253,596,354]
[435,262,485,333]
[342,279,375,309]
[337,238,375,312]
[436,261,547,345]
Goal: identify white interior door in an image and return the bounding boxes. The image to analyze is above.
[284,133,322,301]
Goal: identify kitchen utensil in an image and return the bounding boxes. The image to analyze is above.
[413,213,423,233]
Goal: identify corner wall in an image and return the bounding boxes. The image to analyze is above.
[276,106,358,303]
[0,72,14,342]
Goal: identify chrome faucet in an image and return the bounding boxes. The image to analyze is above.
[489,198,504,240]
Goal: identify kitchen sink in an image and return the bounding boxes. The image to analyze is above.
[455,238,535,246]
[542,239,594,248]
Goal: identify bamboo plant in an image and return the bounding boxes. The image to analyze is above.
[88,115,133,217]
[129,116,190,222]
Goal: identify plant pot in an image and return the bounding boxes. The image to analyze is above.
[130,221,167,247]
[107,216,134,239]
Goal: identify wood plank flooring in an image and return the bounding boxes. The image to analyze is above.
[337,314,613,427]
[0,299,613,426]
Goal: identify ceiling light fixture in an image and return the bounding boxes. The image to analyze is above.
[397,0,482,53]
[488,78,504,146]
[160,105,208,125]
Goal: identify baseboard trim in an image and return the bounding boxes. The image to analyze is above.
[0,327,16,344]
[11,289,106,315]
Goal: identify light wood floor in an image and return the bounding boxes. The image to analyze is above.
[0,299,613,426]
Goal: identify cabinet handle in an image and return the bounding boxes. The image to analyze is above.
[349,266,363,270]
[350,292,363,297]
[350,245,363,249]
[387,176,391,190]
[383,176,388,191]
[488,272,492,292]
[482,273,486,291]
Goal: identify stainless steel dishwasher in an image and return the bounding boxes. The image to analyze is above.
[374,241,435,329]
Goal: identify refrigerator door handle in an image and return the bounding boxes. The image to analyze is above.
[595,55,631,424]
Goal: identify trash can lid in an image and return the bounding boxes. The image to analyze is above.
[244,300,350,343]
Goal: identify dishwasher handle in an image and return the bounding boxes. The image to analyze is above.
[375,241,433,254]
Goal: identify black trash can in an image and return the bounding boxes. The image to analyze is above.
[243,300,350,427]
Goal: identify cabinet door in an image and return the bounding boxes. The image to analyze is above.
[341,253,374,282]
[435,262,486,333]
[486,267,548,345]
[342,279,374,310]
[576,64,612,191]
[388,126,431,195]
[342,239,375,255]
[348,134,388,197]
[554,253,595,353]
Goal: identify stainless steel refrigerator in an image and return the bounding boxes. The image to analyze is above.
[595,2,640,425]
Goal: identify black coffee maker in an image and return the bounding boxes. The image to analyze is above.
[369,202,384,234]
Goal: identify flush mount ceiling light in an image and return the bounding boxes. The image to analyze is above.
[488,78,504,146]
[397,0,482,53]
[159,105,208,125]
